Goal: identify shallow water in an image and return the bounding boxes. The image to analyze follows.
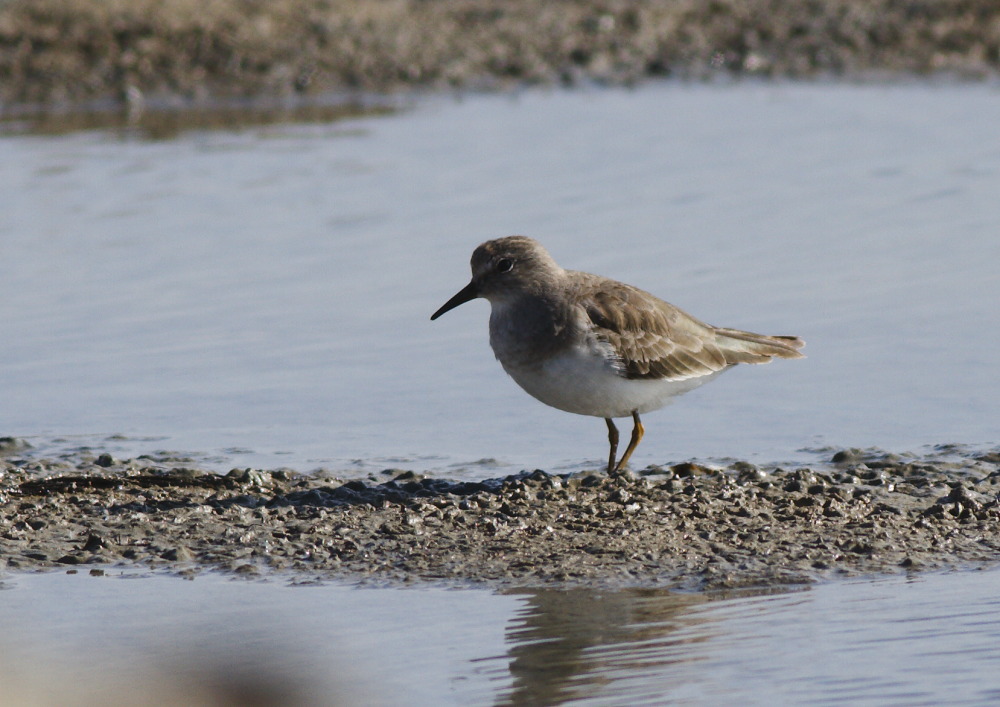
[3,83,1000,706]
[3,568,1000,705]
[3,83,998,475]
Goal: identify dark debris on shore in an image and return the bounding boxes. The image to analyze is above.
[3,0,1000,114]
[2,445,999,591]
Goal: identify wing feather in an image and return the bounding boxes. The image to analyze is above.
[568,270,804,381]
[573,276,728,382]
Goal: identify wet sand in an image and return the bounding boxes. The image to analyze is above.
[3,0,1000,113]
[3,444,998,590]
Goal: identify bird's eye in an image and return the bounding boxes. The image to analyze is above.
[496,258,514,273]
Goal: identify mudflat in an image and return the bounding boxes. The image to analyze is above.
[3,0,1000,111]
[3,445,998,590]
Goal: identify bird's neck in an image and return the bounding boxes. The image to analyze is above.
[488,293,575,367]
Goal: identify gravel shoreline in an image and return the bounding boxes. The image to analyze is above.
[3,0,1000,114]
[3,445,999,590]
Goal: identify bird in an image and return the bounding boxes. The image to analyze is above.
[430,236,804,474]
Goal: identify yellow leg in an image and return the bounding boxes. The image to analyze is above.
[613,411,644,473]
[605,418,619,474]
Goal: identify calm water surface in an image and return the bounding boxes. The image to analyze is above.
[2,83,998,474]
[2,568,1000,705]
[3,83,1000,705]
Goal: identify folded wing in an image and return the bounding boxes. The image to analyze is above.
[577,278,804,382]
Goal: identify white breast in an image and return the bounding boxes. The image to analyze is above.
[499,340,726,419]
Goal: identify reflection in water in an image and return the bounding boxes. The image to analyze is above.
[486,571,1000,705]
[494,587,710,706]
[0,98,398,140]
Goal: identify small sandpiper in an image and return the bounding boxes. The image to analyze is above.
[431,236,804,474]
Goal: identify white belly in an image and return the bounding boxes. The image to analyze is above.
[499,342,726,419]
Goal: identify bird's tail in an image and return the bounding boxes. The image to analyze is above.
[712,327,805,364]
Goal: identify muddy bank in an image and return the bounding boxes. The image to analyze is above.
[3,0,1000,113]
[2,445,999,590]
